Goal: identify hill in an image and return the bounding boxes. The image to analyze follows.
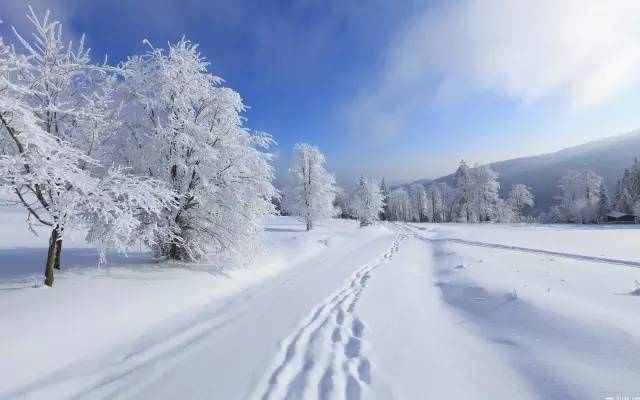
[410,130,640,212]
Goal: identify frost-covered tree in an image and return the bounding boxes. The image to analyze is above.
[495,199,517,223]
[471,165,500,222]
[452,162,500,222]
[116,38,276,261]
[597,184,611,223]
[507,184,534,221]
[453,160,474,222]
[553,170,602,223]
[0,8,172,286]
[613,178,632,213]
[612,159,640,215]
[408,183,428,222]
[351,176,384,226]
[286,143,336,230]
[425,182,457,223]
[333,186,353,219]
[387,189,412,221]
[426,184,442,222]
[439,182,458,222]
[379,178,390,220]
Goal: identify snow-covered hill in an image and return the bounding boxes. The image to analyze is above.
[411,130,640,211]
[2,211,640,399]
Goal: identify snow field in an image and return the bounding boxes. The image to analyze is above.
[252,234,404,400]
[409,223,640,399]
[3,216,640,399]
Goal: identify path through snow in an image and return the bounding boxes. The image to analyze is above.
[252,235,404,400]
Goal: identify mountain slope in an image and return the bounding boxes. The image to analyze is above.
[419,130,640,212]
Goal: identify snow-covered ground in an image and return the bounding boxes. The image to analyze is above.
[2,212,640,399]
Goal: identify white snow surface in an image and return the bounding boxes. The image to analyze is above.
[2,212,640,399]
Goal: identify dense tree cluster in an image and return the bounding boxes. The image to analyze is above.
[370,161,534,224]
[612,158,640,216]
[0,8,276,285]
[551,170,603,223]
[537,158,640,224]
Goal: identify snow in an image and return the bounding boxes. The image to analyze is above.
[2,212,640,399]
[415,222,640,263]
[359,237,534,399]
[0,212,394,399]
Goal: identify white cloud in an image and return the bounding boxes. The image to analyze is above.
[347,0,640,139]
[0,1,80,43]
[418,0,640,106]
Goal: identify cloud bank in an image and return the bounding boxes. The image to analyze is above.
[348,0,640,139]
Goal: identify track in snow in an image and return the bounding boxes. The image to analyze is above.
[403,225,640,268]
[252,235,404,400]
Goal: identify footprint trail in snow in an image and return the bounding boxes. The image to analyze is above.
[252,235,405,400]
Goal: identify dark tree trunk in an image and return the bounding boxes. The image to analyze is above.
[169,243,180,260]
[44,227,61,287]
[54,228,63,270]
[306,219,312,231]
[167,241,189,261]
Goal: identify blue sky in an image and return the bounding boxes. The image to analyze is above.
[2,0,640,185]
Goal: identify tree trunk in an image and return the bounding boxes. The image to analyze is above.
[44,227,61,287]
[54,228,63,270]
[306,218,313,231]
[169,242,181,260]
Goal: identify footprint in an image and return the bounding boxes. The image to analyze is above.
[345,375,361,400]
[345,337,361,359]
[331,328,342,343]
[254,237,407,400]
[352,318,365,338]
[357,358,371,384]
[318,368,334,400]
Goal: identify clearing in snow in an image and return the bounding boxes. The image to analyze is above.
[2,212,640,399]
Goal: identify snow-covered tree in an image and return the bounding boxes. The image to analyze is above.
[286,143,336,230]
[116,38,276,261]
[333,186,353,219]
[379,178,390,220]
[553,170,602,223]
[597,184,611,223]
[495,199,517,223]
[452,162,500,222]
[612,159,640,215]
[440,182,458,222]
[613,178,632,213]
[0,8,172,286]
[408,183,428,222]
[387,188,412,221]
[426,184,442,222]
[470,165,500,222]
[453,160,474,222]
[351,176,384,226]
[507,184,534,221]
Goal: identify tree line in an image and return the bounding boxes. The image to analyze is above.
[334,161,535,224]
[287,154,640,227]
[551,158,640,224]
